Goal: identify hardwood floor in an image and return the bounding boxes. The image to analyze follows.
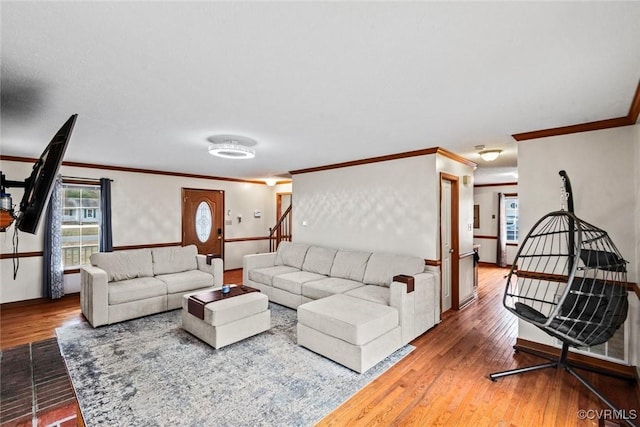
[0,294,85,350]
[318,266,639,427]
[1,266,637,426]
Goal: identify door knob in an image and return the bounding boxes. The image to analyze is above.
[449,248,454,253]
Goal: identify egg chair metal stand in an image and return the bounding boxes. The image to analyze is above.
[488,171,634,426]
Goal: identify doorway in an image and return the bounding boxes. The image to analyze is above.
[276,192,292,223]
[182,188,225,257]
[440,173,460,312]
[275,192,292,245]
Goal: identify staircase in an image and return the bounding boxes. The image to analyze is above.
[269,204,292,252]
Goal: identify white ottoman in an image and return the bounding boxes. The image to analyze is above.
[297,294,402,373]
[182,290,270,349]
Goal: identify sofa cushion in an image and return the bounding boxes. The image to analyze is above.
[156,269,213,294]
[274,242,310,269]
[273,271,326,295]
[302,277,364,300]
[302,246,338,275]
[297,294,399,346]
[363,253,424,287]
[108,276,166,305]
[151,245,198,275]
[330,250,371,282]
[249,265,300,286]
[91,249,154,282]
[345,285,390,306]
[203,292,269,326]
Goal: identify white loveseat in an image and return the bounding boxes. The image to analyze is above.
[243,242,440,346]
[81,245,223,327]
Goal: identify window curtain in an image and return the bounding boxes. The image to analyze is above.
[496,192,508,267]
[99,178,113,252]
[43,175,64,299]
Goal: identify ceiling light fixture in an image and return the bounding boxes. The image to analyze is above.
[208,140,255,159]
[479,149,502,162]
[264,178,277,186]
[207,135,257,160]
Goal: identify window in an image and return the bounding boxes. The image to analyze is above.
[504,196,518,243]
[61,183,101,268]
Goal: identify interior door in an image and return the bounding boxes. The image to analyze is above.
[182,188,224,256]
[441,180,453,312]
[440,173,460,312]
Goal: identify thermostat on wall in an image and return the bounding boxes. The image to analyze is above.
[253,210,262,218]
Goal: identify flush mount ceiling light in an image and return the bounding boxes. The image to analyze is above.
[207,135,256,159]
[209,143,255,159]
[475,145,502,162]
[479,149,502,161]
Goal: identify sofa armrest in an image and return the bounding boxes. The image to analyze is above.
[390,271,439,344]
[196,255,223,287]
[242,252,277,285]
[80,265,109,327]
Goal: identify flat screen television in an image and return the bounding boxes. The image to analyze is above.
[14,114,77,234]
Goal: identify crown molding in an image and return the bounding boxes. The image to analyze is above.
[0,156,270,185]
[290,147,476,175]
[513,81,640,141]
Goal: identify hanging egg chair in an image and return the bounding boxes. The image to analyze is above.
[489,171,634,425]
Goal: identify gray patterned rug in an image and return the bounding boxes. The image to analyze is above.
[56,303,413,426]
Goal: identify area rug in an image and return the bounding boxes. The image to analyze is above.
[56,303,413,426]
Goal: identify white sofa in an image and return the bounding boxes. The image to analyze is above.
[243,242,440,346]
[81,245,223,327]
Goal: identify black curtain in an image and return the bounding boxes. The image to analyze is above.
[100,178,113,252]
[43,175,64,299]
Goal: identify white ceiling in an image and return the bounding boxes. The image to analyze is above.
[2,2,639,184]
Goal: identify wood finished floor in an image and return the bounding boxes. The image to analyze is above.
[1,266,638,426]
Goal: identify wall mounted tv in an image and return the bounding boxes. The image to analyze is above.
[0,114,77,234]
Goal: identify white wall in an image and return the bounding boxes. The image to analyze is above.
[0,159,278,303]
[293,155,439,257]
[517,124,638,362]
[632,124,640,368]
[473,183,519,265]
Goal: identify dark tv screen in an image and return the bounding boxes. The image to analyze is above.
[15,114,77,234]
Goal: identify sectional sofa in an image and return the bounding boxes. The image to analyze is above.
[243,242,440,371]
[81,245,223,327]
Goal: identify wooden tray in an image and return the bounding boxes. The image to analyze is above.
[187,286,259,319]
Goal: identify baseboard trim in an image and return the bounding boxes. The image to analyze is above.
[478,261,501,267]
[0,292,80,309]
[515,338,636,380]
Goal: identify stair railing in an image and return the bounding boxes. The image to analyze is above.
[269,204,292,252]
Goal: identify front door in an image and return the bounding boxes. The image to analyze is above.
[182,188,224,257]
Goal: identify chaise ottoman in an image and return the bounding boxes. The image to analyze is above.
[296,294,402,373]
[182,288,271,349]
